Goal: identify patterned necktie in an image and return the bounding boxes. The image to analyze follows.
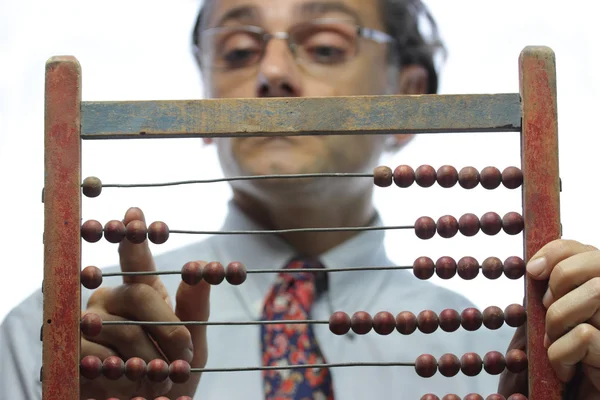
[261,257,335,400]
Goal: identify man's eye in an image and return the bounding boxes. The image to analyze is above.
[306,46,347,64]
[223,49,261,67]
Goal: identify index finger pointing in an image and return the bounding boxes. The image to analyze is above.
[118,207,158,287]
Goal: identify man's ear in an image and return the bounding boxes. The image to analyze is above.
[397,64,430,95]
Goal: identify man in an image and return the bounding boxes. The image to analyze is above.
[2,0,600,399]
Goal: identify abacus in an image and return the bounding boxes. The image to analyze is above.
[42,46,561,399]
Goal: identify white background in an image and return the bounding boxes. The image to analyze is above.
[0,0,598,323]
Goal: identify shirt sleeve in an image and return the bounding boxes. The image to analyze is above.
[0,290,44,400]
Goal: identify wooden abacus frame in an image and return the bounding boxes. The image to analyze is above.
[41,46,561,399]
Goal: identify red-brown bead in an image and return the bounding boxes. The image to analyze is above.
[459,213,480,236]
[420,395,440,400]
[415,216,436,240]
[351,311,373,335]
[169,360,191,384]
[480,166,502,189]
[507,394,527,400]
[438,353,460,377]
[146,359,169,382]
[373,311,396,335]
[504,256,525,279]
[464,395,484,400]
[461,352,483,376]
[483,351,506,375]
[417,310,439,334]
[81,313,102,337]
[437,215,458,238]
[506,349,528,373]
[329,311,351,335]
[480,212,502,235]
[148,221,170,244]
[126,220,147,244]
[373,166,393,187]
[181,261,204,286]
[393,165,415,188]
[442,396,461,400]
[457,257,480,280]
[203,261,225,285]
[80,355,103,380]
[225,262,247,285]
[82,176,103,198]
[413,257,435,280]
[485,395,506,400]
[103,356,125,380]
[439,309,461,332]
[504,304,526,327]
[415,354,437,378]
[396,311,417,335]
[437,165,458,188]
[125,357,147,381]
[81,220,103,243]
[461,308,483,331]
[81,266,103,289]
[458,166,480,189]
[104,220,126,243]
[502,212,524,235]
[436,256,457,280]
[415,165,437,187]
[483,306,505,330]
[482,257,504,279]
[502,166,523,189]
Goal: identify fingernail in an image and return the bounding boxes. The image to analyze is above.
[543,289,554,308]
[527,257,547,277]
[544,333,551,348]
[182,348,194,363]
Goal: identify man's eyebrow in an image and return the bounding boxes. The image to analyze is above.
[297,1,362,24]
[214,5,261,27]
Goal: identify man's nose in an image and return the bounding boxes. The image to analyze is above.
[255,40,302,97]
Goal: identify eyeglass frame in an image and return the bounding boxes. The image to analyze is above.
[192,18,398,71]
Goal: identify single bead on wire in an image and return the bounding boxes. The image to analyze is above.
[80,313,102,337]
[437,165,458,188]
[459,213,480,236]
[483,306,505,330]
[415,354,438,378]
[457,256,480,280]
[82,176,102,198]
[104,220,126,243]
[148,221,170,244]
[461,308,483,331]
[483,351,506,375]
[504,304,526,327]
[459,166,480,189]
[226,262,247,285]
[436,256,457,280]
[506,349,528,373]
[396,311,417,335]
[125,357,147,381]
[464,395,484,400]
[415,165,437,187]
[439,309,461,332]
[420,395,440,400]
[203,261,226,285]
[437,215,459,238]
[482,257,504,279]
[169,360,191,384]
[461,352,483,377]
[181,261,204,286]
[502,166,523,189]
[351,311,373,335]
[373,166,393,187]
[417,310,439,334]
[126,220,147,244]
[438,353,461,377]
[329,311,351,335]
[81,220,103,243]
[486,395,507,400]
[480,166,502,189]
[103,356,125,380]
[394,165,415,188]
[413,257,435,280]
[80,355,103,380]
[502,212,524,235]
[81,266,103,289]
[415,216,437,240]
[507,394,528,400]
[442,395,461,400]
[504,256,526,279]
[373,311,396,335]
[146,359,169,382]
[480,212,503,235]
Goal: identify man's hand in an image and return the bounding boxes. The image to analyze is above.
[80,208,211,399]
[499,239,600,399]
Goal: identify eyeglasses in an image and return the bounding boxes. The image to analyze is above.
[195,18,396,71]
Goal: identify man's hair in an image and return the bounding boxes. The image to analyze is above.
[191,0,445,94]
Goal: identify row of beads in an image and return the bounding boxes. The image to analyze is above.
[415,212,523,240]
[420,394,526,400]
[374,165,523,190]
[81,220,169,244]
[329,305,526,336]
[413,256,525,280]
[415,350,527,378]
[80,356,190,383]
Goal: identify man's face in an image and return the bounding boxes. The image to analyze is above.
[199,0,400,194]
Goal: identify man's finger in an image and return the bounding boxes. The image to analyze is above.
[526,239,596,280]
[548,323,600,382]
[547,251,600,307]
[119,208,157,285]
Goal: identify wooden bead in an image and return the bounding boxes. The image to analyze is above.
[225,262,247,285]
[203,261,225,285]
[80,355,103,380]
[104,220,126,243]
[420,395,440,400]
[459,213,480,236]
[483,351,506,375]
[459,166,480,189]
[438,353,460,377]
[502,166,523,189]
[373,166,393,187]
[126,220,147,244]
[504,304,526,327]
[464,395,484,400]
[396,311,417,335]
[417,310,439,334]
[415,354,437,378]
[502,212,524,235]
[480,166,502,189]
[483,306,505,330]
[393,165,415,188]
[329,311,351,335]
[439,309,461,332]
[373,311,396,335]
[457,257,480,280]
[351,311,372,335]
[415,165,437,187]
[482,257,504,279]
[80,313,102,337]
[413,257,435,280]
[504,256,525,279]
[437,165,458,188]
[506,349,528,373]
[81,266,102,289]
[415,216,436,239]
[148,221,170,244]
[442,396,461,400]
[437,215,458,238]
[461,352,483,376]
[81,220,103,243]
[82,176,102,198]
[169,360,191,383]
[181,261,204,286]
[461,308,483,331]
[146,359,169,382]
[436,256,457,280]
[103,356,125,380]
[125,357,146,381]
[480,212,502,235]
[485,395,506,400]
[507,394,527,400]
